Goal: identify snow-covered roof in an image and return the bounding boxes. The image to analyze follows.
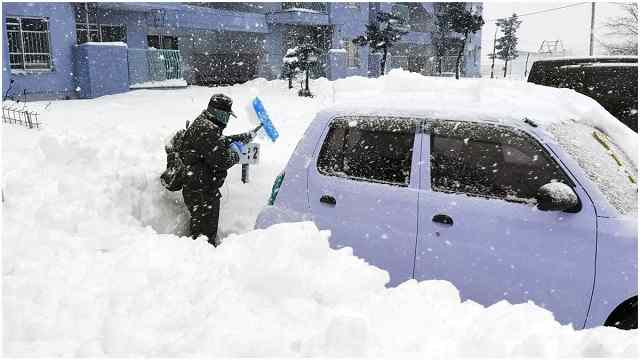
[279,7,323,14]
[78,41,128,47]
[321,70,637,163]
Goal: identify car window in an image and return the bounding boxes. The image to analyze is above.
[548,121,638,215]
[430,121,573,203]
[317,117,416,186]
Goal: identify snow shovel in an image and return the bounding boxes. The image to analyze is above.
[240,97,280,183]
[250,96,279,142]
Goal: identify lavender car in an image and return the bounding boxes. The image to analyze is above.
[256,105,638,330]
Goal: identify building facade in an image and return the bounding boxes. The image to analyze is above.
[2,2,483,100]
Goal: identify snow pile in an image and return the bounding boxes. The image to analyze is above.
[3,71,638,356]
[4,220,638,357]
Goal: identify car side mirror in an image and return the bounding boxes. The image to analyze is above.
[536,182,580,212]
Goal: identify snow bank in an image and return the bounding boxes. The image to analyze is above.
[3,72,638,356]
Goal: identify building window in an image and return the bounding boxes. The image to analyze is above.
[100,24,127,43]
[345,39,359,68]
[6,16,52,71]
[75,3,99,44]
[75,3,126,44]
[147,35,178,50]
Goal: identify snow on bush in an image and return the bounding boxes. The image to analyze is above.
[2,71,637,356]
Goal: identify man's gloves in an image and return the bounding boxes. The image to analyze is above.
[249,124,263,139]
[229,141,246,155]
[227,125,263,145]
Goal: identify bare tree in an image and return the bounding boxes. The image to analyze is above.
[600,3,637,55]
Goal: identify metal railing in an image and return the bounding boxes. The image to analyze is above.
[128,48,184,86]
[2,104,42,129]
[147,49,183,81]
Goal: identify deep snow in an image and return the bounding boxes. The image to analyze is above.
[2,71,638,356]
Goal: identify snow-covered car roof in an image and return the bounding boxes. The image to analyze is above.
[321,70,638,165]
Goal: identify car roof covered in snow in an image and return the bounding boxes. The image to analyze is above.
[316,70,637,164]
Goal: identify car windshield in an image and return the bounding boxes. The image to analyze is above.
[548,121,638,215]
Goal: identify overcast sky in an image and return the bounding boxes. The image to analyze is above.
[481,1,631,63]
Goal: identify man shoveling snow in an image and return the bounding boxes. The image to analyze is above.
[162,93,259,246]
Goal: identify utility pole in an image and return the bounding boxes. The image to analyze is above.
[490,26,498,79]
[523,52,531,78]
[589,2,596,56]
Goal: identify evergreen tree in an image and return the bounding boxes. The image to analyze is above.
[438,3,484,79]
[432,4,456,75]
[495,13,522,78]
[353,11,409,76]
[282,47,301,89]
[285,41,321,97]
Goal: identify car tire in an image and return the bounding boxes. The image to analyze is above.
[604,296,638,330]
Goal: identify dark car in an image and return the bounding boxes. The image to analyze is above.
[527,56,638,132]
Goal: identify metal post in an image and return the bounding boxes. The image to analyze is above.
[241,164,249,183]
[589,2,596,56]
[18,17,26,71]
[490,26,498,79]
[523,52,531,78]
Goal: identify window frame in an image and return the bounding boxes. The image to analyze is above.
[315,116,419,187]
[427,120,577,204]
[6,15,53,72]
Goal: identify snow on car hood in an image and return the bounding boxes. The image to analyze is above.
[2,71,638,357]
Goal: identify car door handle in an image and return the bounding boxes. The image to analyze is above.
[320,195,336,206]
[432,214,453,226]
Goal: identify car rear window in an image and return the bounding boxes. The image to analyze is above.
[317,117,416,186]
[548,121,638,215]
[528,61,638,131]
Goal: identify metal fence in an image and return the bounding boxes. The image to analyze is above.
[128,48,183,85]
[2,104,42,129]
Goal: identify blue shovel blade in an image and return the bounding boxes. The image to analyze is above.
[252,97,279,142]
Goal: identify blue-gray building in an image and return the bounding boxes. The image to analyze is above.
[2,2,483,100]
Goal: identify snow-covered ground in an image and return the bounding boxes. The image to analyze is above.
[3,71,638,356]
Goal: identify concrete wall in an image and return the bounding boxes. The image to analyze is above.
[74,43,129,99]
[329,3,369,78]
[2,2,77,100]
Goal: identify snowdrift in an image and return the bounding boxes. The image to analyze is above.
[3,71,638,356]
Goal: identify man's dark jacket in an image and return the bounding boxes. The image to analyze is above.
[179,111,242,194]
